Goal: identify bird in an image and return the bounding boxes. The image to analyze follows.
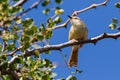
[68,15,88,67]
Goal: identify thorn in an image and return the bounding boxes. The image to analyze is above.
[104,3,107,6]
[64,25,67,29]
[59,49,62,52]
[103,33,107,37]
[93,40,97,45]
[93,41,97,45]
[114,37,118,40]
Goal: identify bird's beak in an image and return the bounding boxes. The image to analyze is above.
[68,15,72,19]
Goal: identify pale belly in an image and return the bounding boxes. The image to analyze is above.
[69,26,88,40]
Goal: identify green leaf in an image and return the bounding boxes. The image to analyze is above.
[50,73,57,78]
[54,16,62,24]
[44,59,52,67]
[21,35,30,42]
[112,18,118,24]
[39,24,45,32]
[47,18,53,23]
[1,4,9,11]
[11,25,20,32]
[0,0,8,3]
[0,44,2,53]
[42,0,50,7]
[2,75,12,80]
[34,50,40,56]
[0,54,7,60]
[25,61,31,67]
[55,0,62,4]
[40,24,45,28]
[15,17,22,24]
[66,75,77,80]
[31,37,38,43]
[55,9,64,15]
[37,34,44,41]
[9,6,23,14]
[115,2,120,8]
[7,43,15,51]
[12,33,18,40]
[42,75,51,80]
[75,69,83,73]
[45,30,52,39]
[48,23,56,28]
[109,23,116,30]
[43,8,50,15]
[22,18,34,28]
[24,42,30,49]
[23,25,38,36]
[14,57,23,63]
[24,29,34,36]
[19,77,28,80]
[31,25,38,33]
[5,20,12,27]
[45,50,51,54]
[2,31,10,41]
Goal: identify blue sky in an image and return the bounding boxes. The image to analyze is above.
[23,0,120,80]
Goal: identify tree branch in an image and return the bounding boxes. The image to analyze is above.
[13,0,28,7]
[1,42,7,52]
[72,0,109,15]
[8,32,120,64]
[6,46,23,56]
[53,0,109,29]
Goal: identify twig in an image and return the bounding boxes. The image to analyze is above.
[53,19,70,29]
[53,0,109,29]
[13,0,28,7]
[72,0,109,16]
[16,0,44,18]
[8,32,120,64]
[6,46,23,56]
[2,42,7,52]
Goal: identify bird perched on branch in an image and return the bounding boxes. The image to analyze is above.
[68,15,88,67]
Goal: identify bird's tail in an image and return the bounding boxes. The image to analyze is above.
[68,44,82,67]
[68,46,79,67]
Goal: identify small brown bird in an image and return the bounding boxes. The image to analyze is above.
[68,15,88,67]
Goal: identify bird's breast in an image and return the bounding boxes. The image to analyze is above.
[69,24,88,40]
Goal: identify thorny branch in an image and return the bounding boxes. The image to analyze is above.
[53,0,109,29]
[8,32,120,64]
